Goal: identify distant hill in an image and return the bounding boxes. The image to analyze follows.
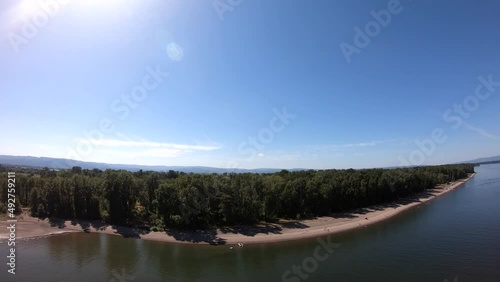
[459,155,500,164]
[3,154,498,174]
[0,155,305,174]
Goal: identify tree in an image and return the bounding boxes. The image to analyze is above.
[72,166,82,174]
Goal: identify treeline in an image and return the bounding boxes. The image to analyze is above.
[0,164,474,229]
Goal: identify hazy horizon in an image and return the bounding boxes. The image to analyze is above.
[1,153,498,172]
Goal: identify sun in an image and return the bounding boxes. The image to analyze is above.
[1,0,42,31]
[18,0,40,17]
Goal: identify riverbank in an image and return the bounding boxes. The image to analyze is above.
[0,173,475,246]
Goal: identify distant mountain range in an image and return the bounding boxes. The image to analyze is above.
[1,154,498,174]
[460,155,500,164]
[0,155,305,174]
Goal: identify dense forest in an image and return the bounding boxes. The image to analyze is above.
[0,164,474,230]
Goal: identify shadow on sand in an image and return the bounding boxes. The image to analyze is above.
[220,224,283,237]
[331,189,438,219]
[219,221,309,237]
[48,217,66,228]
[69,219,108,233]
[110,224,150,239]
[46,218,150,239]
[164,228,226,245]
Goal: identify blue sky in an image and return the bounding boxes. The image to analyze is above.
[1,0,499,169]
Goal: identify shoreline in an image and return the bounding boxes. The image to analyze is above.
[0,173,476,246]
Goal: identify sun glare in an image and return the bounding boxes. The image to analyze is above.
[18,0,40,17]
[75,0,122,9]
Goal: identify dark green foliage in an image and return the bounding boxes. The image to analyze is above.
[71,166,82,174]
[0,164,474,228]
[104,170,139,223]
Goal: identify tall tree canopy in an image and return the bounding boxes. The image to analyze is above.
[0,164,475,229]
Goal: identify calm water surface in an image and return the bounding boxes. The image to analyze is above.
[2,164,500,282]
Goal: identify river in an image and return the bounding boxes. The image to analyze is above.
[1,163,499,282]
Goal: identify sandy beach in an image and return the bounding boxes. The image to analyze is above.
[0,173,475,246]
